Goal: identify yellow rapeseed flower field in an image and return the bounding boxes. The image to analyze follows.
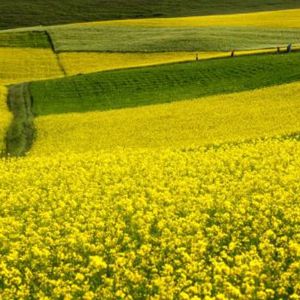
[0,137,299,299]
[0,86,11,153]
[80,9,300,28]
[59,49,281,76]
[59,52,223,76]
[0,48,63,85]
[32,82,300,155]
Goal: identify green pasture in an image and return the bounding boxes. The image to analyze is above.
[29,52,300,116]
[48,26,300,52]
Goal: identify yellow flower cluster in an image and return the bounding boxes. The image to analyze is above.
[32,82,300,155]
[0,48,63,85]
[0,86,11,153]
[0,137,299,299]
[83,8,300,28]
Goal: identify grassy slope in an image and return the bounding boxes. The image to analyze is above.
[32,82,300,154]
[1,0,300,30]
[49,26,300,52]
[0,31,50,48]
[30,52,300,116]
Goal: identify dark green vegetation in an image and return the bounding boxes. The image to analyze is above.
[1,0,300,30]
[29,52,300,116]
[6,84,35,156]
[49,26,300,52]
[0,31,50,48]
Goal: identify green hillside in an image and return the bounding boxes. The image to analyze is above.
[1,0,300,30]
[29,52,300,116]
[3,26,300,53]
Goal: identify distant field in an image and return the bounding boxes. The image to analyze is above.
[29,52,300,116]
[0,31,50,48]
[49,26,300,52]
[1,0,300,30]
[32,82,300,154]
[0,86,11,153]
[87,8,300,28]
[0,48,63,85]
[2,9,300,53]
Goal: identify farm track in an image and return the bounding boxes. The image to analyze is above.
[5,84,35,156]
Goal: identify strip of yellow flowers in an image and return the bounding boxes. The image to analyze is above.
[59,52,223,75]
[59,48,283,76]
[0,48,63,85]
[77,9,300,28]
[0,137,299,299]
[32,81,300,155]
[0,47,285,84]
[0,86,11,153]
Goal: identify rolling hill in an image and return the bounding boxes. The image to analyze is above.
[1,0,300,30]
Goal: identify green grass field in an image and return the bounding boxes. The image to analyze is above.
[0,31,50,48]
[1,0,300,30]
[29,52,300,116]
[3,25,299,53]
[49,26,300,52]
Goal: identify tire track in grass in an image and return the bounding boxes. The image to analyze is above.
[6,83,35,156]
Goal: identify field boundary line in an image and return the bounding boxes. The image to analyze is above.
[44,30,67,76]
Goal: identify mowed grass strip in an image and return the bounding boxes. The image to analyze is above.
[0,48,63,85]
[1,0,299,30]
[5,84,35,156]
[32,81,300,154]
[49,26,300,52]
[30,52,300,116]
[0,31,50,48]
